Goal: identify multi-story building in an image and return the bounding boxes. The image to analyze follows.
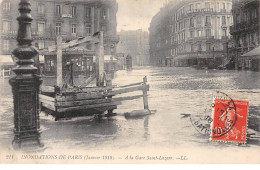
[117,29,149,66]
[149,4,172,66]
[230,0,260,71]
[0,0,118,75]
[149,0,233,68]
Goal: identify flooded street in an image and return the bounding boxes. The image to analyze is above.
[0,66,260,153]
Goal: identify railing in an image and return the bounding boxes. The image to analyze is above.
[187,8,214,14]
[0,30,17,35]
[187,36,214,41]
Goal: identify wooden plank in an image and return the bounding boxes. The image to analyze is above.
[60,85,116,94]
[56,98,113,107]
[41,102,56,111]
[56,92,104,102]
[113,95,145,102]
[41,86,55,93]
[85,73,96,86]
[39,94,55,102]
[47,36,99,52]
[56,94,145,107]
[106,84,149,96]
[57,101,121,112]
[41,100,55,107]
[117,82,143,88]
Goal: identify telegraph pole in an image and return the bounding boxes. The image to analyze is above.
[9,0,43,150]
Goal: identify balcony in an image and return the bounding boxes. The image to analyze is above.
[0,30,17,36]
[188,36,214,42]
[186,8,214,15]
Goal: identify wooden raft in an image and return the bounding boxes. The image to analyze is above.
[40,77,149,117]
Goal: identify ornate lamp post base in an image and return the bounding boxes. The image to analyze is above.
[10,74,44,151]
[12,130,43,150]
[9,0,44,151]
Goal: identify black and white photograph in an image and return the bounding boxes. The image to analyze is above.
[0,0,259,164]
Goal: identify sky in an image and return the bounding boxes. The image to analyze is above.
[117,0,166,32]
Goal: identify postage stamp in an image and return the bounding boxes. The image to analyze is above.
[210,96,249,143]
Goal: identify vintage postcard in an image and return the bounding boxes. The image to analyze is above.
[0,0,259,164]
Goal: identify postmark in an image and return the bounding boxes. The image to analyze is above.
[210,94,249,143]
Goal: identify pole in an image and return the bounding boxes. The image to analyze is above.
[142,76,149,110]
[95,31,104,86]
[57,36,63,87]
[9,0,43,150]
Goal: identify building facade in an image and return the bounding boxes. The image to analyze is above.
[149,5,171,66]
[230,0,260,71]
[0,0,118,59]
[149,0,233,69]
[117,29,149,66]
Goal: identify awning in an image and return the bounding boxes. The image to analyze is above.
[241,46,260,57]
[93,55,118,62]
[0,55,15,65]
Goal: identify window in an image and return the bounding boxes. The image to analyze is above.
[197,30,202,37]
[206,29,211,37]
[222,3,226,10]
[55,23,61,35]
[72,24,76,34]
[72,6,76,17]
[3,40,9,50]
[101,9,107,19]
[190,17,194,27]
[227,3,230,11]
[191,44,194,52]
[37,23,45,34]
[38,40,45,49]
[206,43,211,51]
[205,2,210,9]
[197,16,201,25]
[3,2,10,10]
[56,5,61,16]
[205,16,211,26]
[190,31,194,38]
[196,3,200,9]
[190,4,193,11]
[198,44,202,52]
[85,7,91,17]
[86,25,91,35]
[38,4,45,14]
[222,16,226,25]
[222,29,227,37]
[227,17,230,25]
[107,8,110,20]
[3,21,10,32]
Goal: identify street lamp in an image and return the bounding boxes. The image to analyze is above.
[9,0,43,150]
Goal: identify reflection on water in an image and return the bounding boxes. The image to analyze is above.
[0,66,259,151]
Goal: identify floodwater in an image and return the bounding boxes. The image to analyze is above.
[0,66,260,153]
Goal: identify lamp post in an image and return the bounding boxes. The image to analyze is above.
[9,0,43,150]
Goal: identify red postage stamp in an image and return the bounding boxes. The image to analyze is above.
[211,97,249,143]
